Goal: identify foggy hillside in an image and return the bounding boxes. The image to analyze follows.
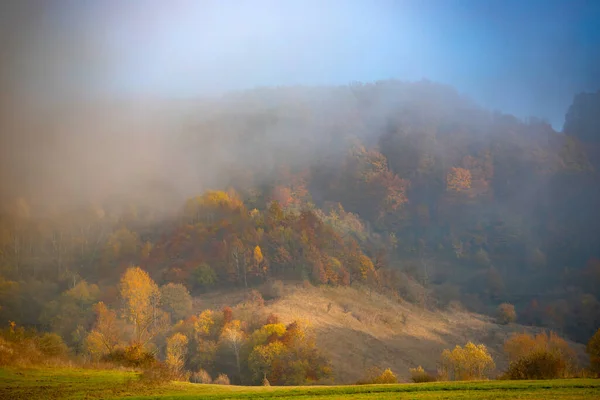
[1,0,599,386]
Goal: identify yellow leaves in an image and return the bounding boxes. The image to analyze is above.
[194,310,215,337]
[248,341,287,379]
[358,254,374,280]
[183,190,244,224]
[166,332,189,372]
[250,323,287,346]
[440,341,495,380]
[446,167,472,192]
[85,330,109,359]
[119,267,160,331]
[65,280,100,304]
[254,245,264,264]
[504,331,576,367]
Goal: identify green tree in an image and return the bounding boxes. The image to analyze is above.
[160,283,192,321]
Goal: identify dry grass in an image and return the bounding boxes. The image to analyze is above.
[193,283,587,384]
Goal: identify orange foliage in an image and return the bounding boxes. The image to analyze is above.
[446,167,472,192]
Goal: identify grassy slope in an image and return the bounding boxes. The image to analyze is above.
[1,368,599,400]
[194,284,588,383]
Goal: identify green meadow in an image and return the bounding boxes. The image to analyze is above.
[1,368,598,400]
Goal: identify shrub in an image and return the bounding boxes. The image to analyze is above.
[103,344,156,368]
[409,365,436,383]
[504,331,577,377]
[213,373,230,385]
[140,362,172,385]
[506,350,566,380]
[358,367,398,384]
[36,333,69,358]
[440,342,495,381]
[190,369,212,384]
[372,368,398,384]
[497,303,516,325]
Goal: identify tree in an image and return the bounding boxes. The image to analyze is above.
[192,263,217,291]
[446,167,472,192]
[85,302,122,359]
[248,341,286,382]
[504,331,577,377]
[253,245,266,279]
[229,238,247,287]
[160,283,192,321]
[360,367,398,384]
[497,303,517,325]
[440,342,495,381]
[194,310,215,338]
[586,328,600,374]
[220,320,245,380]
[166,333,189,376]
[506,350,567,380]
[119,266,162,345]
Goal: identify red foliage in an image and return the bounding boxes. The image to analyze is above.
[222,306,233,324]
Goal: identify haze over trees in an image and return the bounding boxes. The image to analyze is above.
[0,80,599,382]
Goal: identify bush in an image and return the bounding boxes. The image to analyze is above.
[506,350,566,380]
[372,368,398,384]
[409,365,436,383]
[213,373,230,385]
[440,342,495,381]
[358,367,398,384]
[36,333,69,358]
[190,369,212,384]
[497,303,517,325]
[504,331,577,377]
[103,344,156,368]
[140,362,172,385]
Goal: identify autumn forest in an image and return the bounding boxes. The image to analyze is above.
[1,81,600,384]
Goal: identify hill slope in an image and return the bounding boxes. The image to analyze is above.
[195,283,587,383]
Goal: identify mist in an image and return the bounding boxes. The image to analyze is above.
[1,0,599,210]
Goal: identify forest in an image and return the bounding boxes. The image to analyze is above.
[0,81,599,383]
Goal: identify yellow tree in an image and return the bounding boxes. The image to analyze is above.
[193,309,215,339]
[119,266,162,345]
[253,245,267,279]
[85,301,122,359]
[166,333,189,375]
[440,342,495,380]
[220,320,245,381]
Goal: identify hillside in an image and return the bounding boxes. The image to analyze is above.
[0,81,599,383]
[194,283,588,383]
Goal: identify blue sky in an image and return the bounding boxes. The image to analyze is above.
[14,0,600,128]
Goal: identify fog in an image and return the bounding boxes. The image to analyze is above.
[1,0,599,209]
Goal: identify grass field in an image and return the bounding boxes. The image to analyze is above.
[0,368,598,400]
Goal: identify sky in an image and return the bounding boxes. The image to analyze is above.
[3,0,600,129]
